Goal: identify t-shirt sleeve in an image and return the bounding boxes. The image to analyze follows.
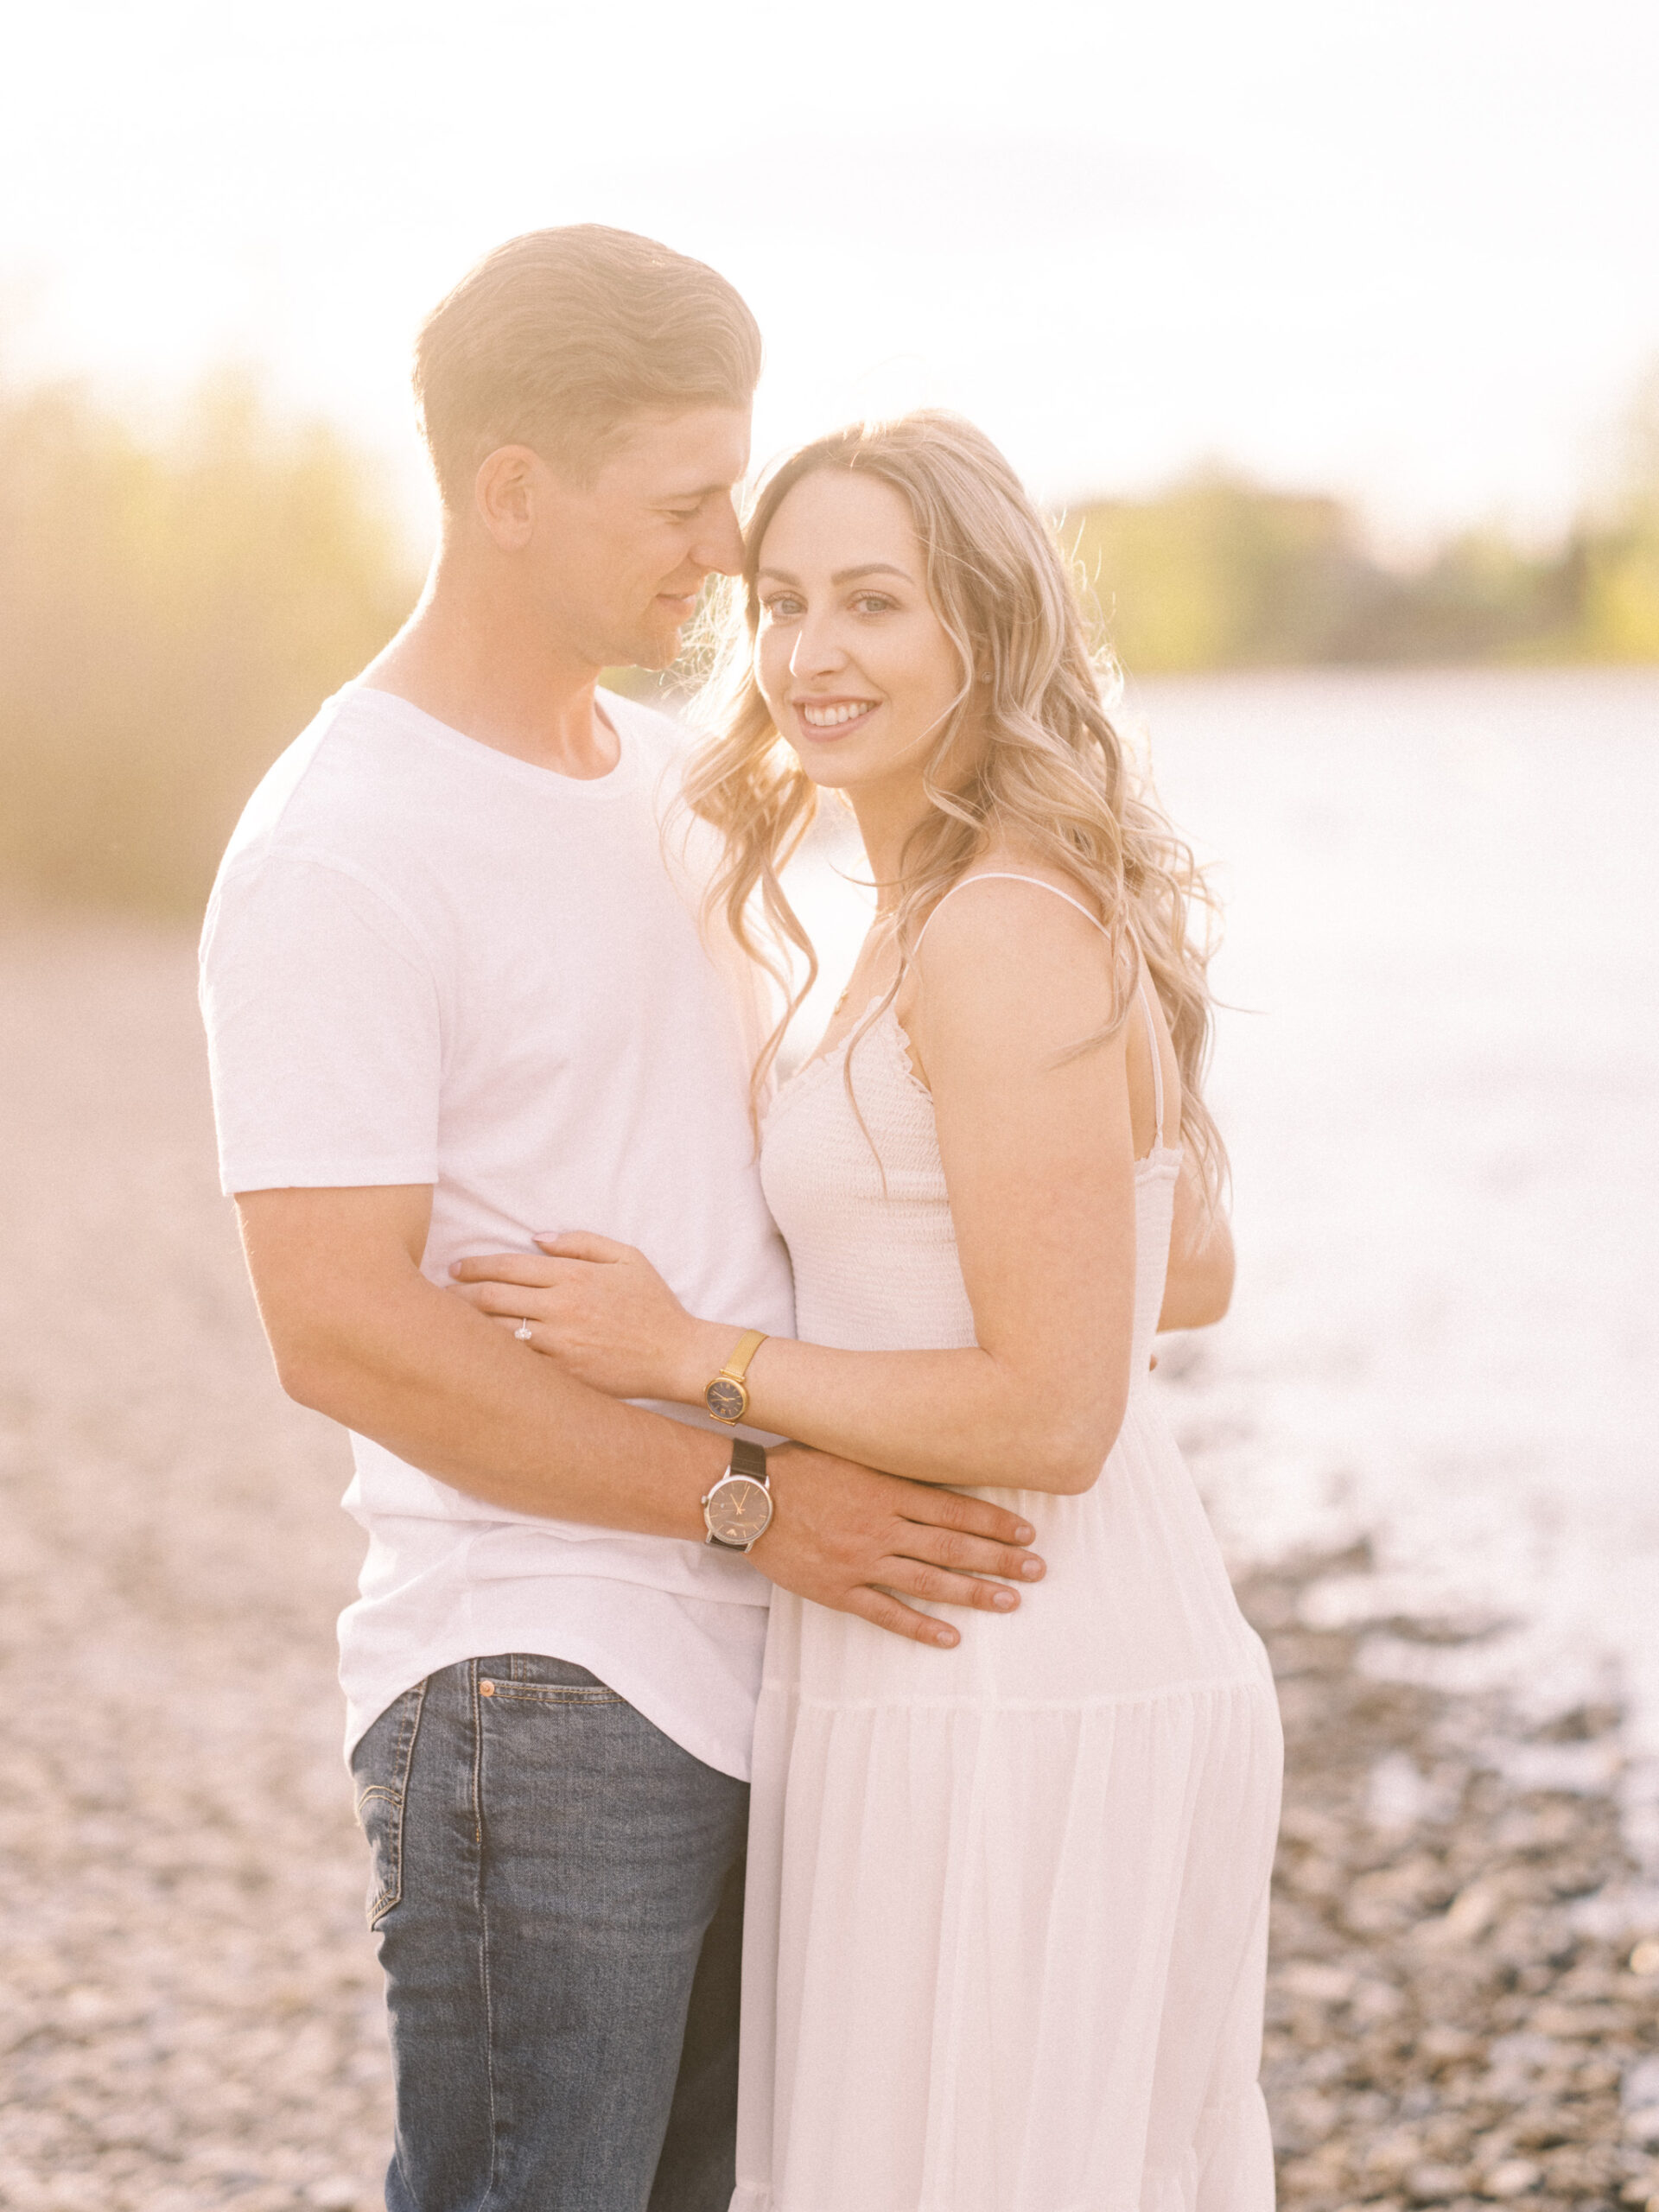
[200,852,442,1194]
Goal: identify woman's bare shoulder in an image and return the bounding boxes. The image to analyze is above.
[917,846,1110,957]
[906,854,1119,1055]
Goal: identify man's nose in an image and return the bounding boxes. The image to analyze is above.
[696,497,746,579]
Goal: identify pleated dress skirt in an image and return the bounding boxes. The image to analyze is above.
[731,1391,1282,2212]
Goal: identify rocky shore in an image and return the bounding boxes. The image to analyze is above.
[1241,1546,1659,2212]
[1,917,1654,2209]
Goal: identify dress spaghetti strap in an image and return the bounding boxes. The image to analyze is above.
[913,870,1109,953]
[913,870,1169,1154]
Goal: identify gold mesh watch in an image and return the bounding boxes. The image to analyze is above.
[702,1329,768,1425]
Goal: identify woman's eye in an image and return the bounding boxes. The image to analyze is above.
[763,595,804,620]
[853,594,896,614]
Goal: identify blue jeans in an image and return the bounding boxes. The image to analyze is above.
[351,1654,751,2212]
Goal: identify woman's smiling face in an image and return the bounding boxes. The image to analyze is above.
[753,467,968,799]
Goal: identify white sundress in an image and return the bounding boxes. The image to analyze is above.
[734,874,1284,2212]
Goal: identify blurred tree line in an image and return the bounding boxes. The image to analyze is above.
[0,377,418,912]
[1070,368,1659,672]
[1,368,1656,915]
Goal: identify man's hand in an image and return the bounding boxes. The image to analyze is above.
[235,1185,1045,1648]
[756,1444,1045,1649]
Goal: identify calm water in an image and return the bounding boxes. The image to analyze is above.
[787,669,1659,1772]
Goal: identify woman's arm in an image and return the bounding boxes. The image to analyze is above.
[1159,1159,1234,1331]
[457,880,1144,1495]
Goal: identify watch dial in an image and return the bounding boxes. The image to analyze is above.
[706,1376,747,1422]
[709,1477,770,1547]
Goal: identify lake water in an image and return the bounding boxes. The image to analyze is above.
[786,669,1659,1797]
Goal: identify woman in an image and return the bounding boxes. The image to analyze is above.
[455,413,1282,2209]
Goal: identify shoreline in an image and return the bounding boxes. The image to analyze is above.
[1238,1546,1659,2212]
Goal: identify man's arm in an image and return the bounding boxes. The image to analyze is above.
[238,1183,1045,1649]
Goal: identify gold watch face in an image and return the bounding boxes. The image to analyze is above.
[705,1475,771,1549]
[705,1376,748,1424]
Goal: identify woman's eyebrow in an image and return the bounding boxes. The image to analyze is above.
[753,562,913,586]
[832,563,912,586]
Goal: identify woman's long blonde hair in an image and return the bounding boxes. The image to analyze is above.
[683,410,1227,1199]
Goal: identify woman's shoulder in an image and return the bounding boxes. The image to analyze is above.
[916,849,1111,958]
[899,850,1124,1083]
[906,851,1120,1047]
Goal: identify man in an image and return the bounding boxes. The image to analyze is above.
[200,227,1043,2212]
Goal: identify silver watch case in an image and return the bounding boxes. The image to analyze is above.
[702,1439,772,1552]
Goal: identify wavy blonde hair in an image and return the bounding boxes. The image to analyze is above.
[682,410,1227,1199]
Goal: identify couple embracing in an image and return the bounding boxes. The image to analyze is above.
[200,226,1282,2212]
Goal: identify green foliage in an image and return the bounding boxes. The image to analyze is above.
[1068,474,1373,671]
[1065,372,1659,675]
[0,376,417,912]
[1578,529,1659,658]
[1063,473,1650,674]
[1575,364,1659,661]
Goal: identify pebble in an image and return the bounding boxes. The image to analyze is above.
[0,920,391,2209]
[1240,1546,1659,2212]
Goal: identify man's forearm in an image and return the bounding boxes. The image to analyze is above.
[234,1186,1045,1649]
[261,1248,729,1536]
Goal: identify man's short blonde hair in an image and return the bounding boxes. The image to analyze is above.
[414,226,762,508]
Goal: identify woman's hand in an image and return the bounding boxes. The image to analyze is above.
[448,1233,729,1404]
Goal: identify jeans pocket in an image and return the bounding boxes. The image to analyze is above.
[486,1654,626,1704]
[351,1681,426,1930]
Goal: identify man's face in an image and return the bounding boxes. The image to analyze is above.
[527,406,751,671]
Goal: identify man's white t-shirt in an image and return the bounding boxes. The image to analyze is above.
[199,683,795,1779]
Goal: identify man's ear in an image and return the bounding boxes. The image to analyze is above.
[473,445,543,551]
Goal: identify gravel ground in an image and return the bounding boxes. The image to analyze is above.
[1243,1547,1659,2212]
[1,915,1655,2211]
[0,916,387,2211]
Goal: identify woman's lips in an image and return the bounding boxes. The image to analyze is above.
[793,698,880,740]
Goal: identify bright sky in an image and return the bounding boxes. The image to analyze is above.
[4,0,1658,547]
